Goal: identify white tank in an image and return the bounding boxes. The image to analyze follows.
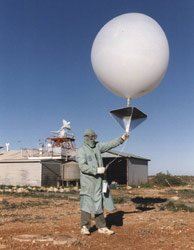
[61,161,80,181]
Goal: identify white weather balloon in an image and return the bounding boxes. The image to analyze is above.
[91,13,169,99]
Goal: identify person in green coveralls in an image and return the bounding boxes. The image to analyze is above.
[77,129,129,235]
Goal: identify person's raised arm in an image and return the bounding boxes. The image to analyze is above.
[98,132,129,153]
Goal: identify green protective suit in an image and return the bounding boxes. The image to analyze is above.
[77,137,124,214]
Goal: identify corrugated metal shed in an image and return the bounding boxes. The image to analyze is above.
[102,150,150,186]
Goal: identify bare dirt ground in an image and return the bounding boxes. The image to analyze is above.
[1,186,194,250]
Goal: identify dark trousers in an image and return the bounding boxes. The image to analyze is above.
[81,210,106,229]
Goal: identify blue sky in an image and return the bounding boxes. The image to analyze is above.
[0,0,194,175]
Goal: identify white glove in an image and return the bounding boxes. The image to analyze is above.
[97,167,105,174]
[121,132,129,141]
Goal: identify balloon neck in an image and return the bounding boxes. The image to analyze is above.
[127,98,131,107]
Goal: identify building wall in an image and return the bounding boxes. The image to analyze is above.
[41,161,61,186]
[127,158,148,186]
[0,162,42,186]
[0,157,148,187]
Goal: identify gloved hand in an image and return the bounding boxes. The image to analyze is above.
[97,167,105,174]
[121,132,129,141]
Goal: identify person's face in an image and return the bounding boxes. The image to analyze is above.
[88,135,97,141]
[84,134,97,147]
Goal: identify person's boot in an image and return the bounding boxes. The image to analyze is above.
[81,226,90,235]
[98,227,114,235]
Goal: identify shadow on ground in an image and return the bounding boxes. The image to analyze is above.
[91,197,168,231]
[131,196,167,212]
[105,210,136,228]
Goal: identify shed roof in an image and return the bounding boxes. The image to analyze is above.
[102,150,150,161]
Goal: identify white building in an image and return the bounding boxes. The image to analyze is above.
[0,149,149,187]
